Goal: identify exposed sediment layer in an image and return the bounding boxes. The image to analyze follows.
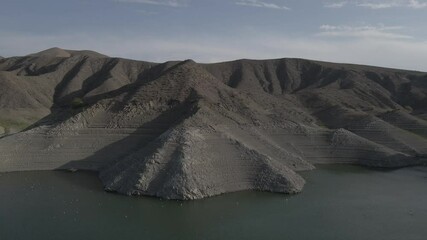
[0,48,426,199]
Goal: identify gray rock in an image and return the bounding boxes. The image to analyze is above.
[0,50,426,199]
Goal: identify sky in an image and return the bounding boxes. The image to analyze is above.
[1,0,427,70]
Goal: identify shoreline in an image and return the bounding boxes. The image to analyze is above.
[2,162,426,200]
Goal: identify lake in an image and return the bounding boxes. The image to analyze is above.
[1,165,426,240]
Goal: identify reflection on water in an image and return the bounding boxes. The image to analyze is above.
[0,165,426,240]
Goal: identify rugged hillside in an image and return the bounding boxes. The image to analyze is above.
[28,47,108,58]
[0,48,426,199]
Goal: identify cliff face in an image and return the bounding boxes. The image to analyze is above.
[0,48,426,199]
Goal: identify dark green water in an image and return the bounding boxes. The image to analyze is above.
[1,165,426,240]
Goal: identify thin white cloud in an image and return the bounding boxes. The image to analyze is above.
[357,2,399,8]
[1,30,427,71]
[235,0,290,10]
[114,0,187,7]
[324,1,348,8]
[325,0,427,9]
[318,24,413,39]
[408,0,427,8]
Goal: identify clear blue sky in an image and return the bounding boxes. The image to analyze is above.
[1,0,427,70]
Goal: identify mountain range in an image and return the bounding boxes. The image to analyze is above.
[0,47,426,199]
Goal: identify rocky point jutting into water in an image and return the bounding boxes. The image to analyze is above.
[0,48,426,199]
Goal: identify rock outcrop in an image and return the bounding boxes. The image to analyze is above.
[0,48,426,199]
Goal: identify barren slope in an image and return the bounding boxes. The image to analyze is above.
[0,48,426,199]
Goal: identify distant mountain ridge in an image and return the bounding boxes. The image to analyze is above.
[0,48,426,200]
[28,47,108,58]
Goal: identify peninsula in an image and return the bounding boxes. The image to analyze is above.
[0,48,426,199]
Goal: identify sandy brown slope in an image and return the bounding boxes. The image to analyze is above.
[0,48,426,199]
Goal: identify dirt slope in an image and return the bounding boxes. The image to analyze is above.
[0,48,426,199]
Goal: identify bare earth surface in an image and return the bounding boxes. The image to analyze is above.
[0,48,426,199]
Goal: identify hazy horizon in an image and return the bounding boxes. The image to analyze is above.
[1,0,427,71]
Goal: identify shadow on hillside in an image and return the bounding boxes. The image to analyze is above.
[56,98,197,172]
[22,60,189,132]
